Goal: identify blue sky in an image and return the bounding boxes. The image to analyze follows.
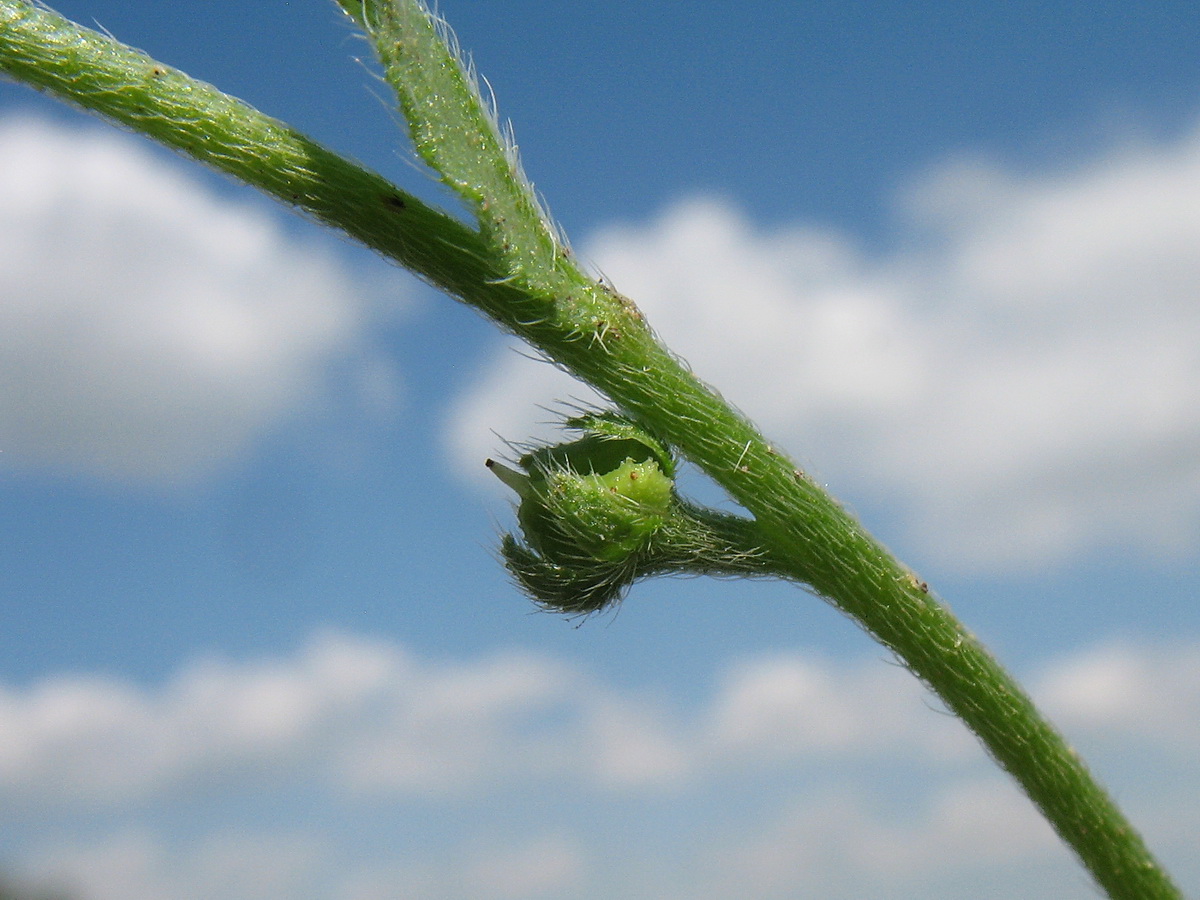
[2,1,1200,898]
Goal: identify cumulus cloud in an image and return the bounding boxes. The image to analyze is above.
[707,653,974,762]
[706,779,1065,900]
[4,634,1200,899]
[0,116,390,485]
[6,632,1198,810]
[1036,640,1200,750]
[0,633,983,810]
[0,632,709,808]
[449,122,1200,569]
[464,834,587,899]
[25,829,330,900]
[24,827,586,900]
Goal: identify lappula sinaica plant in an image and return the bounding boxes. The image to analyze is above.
[0,1,1183,896]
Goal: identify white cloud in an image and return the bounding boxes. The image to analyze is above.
[8,632,1199,811]
[0,116,390,485]
[0,632,704,807]
[26,828,329,900]
[0,632,399,805]
[334,647,585,795]
[580,695,693,787]
[1035,640,1200,750]
[706,779,1066,900]
[4,634,1200,899]
[23,827,585,900]
[464,834,587,899]
[707,653,974,762]
[449,122,1200,569]
[0,633,980,810]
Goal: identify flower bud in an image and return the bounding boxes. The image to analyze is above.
[488,412,676,613]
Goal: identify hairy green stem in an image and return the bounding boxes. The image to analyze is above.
[0,2,1181,897]
[0,0,501,300]
[334,0,566,292]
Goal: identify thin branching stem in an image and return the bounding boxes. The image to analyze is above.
[0,1,1182,896]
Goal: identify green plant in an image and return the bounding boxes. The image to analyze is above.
[0,1,1182,896]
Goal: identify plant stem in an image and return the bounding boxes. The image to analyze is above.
[0,2,1182,896]
[0,0,496,299]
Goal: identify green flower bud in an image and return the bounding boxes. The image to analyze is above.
[490,410,768,616]
[520,444,672,563]
[487,412,676,613]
